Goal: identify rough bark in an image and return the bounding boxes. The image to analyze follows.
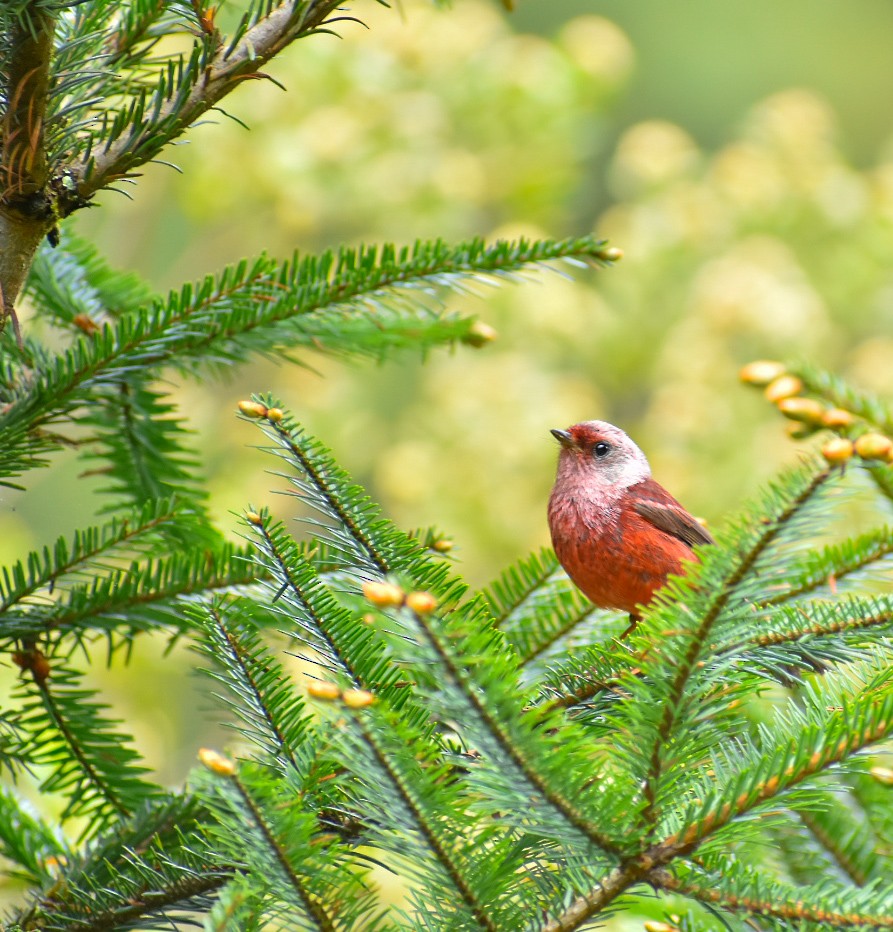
[0,4,57,337]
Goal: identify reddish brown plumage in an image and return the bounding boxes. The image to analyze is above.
[547,421,712,619]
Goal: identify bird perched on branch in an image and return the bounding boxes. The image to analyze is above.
[547,420,712,630]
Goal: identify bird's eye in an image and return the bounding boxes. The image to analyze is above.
[593,442,611,458]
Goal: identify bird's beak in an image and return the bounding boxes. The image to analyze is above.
[551,428,576,449]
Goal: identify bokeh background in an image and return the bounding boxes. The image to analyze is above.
[4,0,893,919]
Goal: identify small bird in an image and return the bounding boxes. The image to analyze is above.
[548,420,713,627]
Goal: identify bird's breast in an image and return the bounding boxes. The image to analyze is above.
[548,490,692,616]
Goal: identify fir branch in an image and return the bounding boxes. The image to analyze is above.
[348,709,503,932]
[78,378,211,522]
[796,799,875,887]
[195,600,311,771]
[245,404,465,601]
[5,235,614,483]
[739,595,893,653]
[481,547,608,668]
[197,760,379,931]
[69,1,372,208]
[247,515,408,700]
[0,497,187,619]
[633,463,833,835]
[12,659,160,833]
[26,230,157,329]
[0,784,68,885]
[760,528,893,607]
[13,796,230,931]
[654,863,893,928]
[796,364,893,435]
[654,668,893,858]
[228,772,339,932]
[485,546,559,628]
[0,0,56,331]
[3,543,263,643]
[397,598,623,858]
[538,863,645,932]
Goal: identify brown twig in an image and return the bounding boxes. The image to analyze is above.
[71,1,347,204]
[0,3,57,337]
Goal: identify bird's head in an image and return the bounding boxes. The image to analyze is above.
[551,420,651,491]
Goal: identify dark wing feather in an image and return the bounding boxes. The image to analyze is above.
[631,478,714,549]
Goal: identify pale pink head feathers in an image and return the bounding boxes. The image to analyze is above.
[551,420,651,493]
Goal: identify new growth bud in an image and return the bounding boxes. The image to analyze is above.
[822,408,856,428]
[362,580,405,608]
[739,359,786,386]
[854,432,893,460]
[307,680,341,701]
[199,748,236,776]
[821,437,854,464]
[764,375,803,403]
[342,689,375,709]
[777,397,824,424]
[405,591,437,615]
[238,400,268,418]
[462,321,498,347]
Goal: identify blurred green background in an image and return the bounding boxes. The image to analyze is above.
[4,0,893,916]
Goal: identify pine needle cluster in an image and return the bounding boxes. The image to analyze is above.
[2,3,893,931]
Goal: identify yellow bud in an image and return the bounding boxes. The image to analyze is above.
[739,360,786,386]
[462,321,498,348]
[307,680,341,701]
[432,538,454,553]
[854,432,893,460]
[343,688,375,709]
[405,591,438,615]
[777,397,825,424]
[362,580,405,608]
[764,375,803,403]
[600,245,624,261]
[644,923,679,932]
[245,511,263,526]
[266,407,283,423]
[870,766,893,785]
[199,748,236,776]
[822,407,855,428]
[821,437,854,464]
[238,400,268,418]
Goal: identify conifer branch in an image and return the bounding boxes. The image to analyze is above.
[72,1,361,207]
[228,771,339,932]
[539,863,645,932]
[797,365,893,436]
[351,712,501,932]
[5,545,263,643]
[200,602,307,771]
[655,675,893,857]
[5,236,612,483]
[637,465,833,834]
[406,603,622,857]
[744,598,893,651]
[0,1,56,332]
[797,805,869,887]
[486,547,558,628]
[0,498,185,617]
[22,870,231,932]
[759,529,893,607]
[654,867,893,927]
[263,417,390,576]
[30,673,136,823]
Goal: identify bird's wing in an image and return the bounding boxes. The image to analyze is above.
[631,478,715,549]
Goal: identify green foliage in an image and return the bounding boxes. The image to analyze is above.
[2,1,893,930]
